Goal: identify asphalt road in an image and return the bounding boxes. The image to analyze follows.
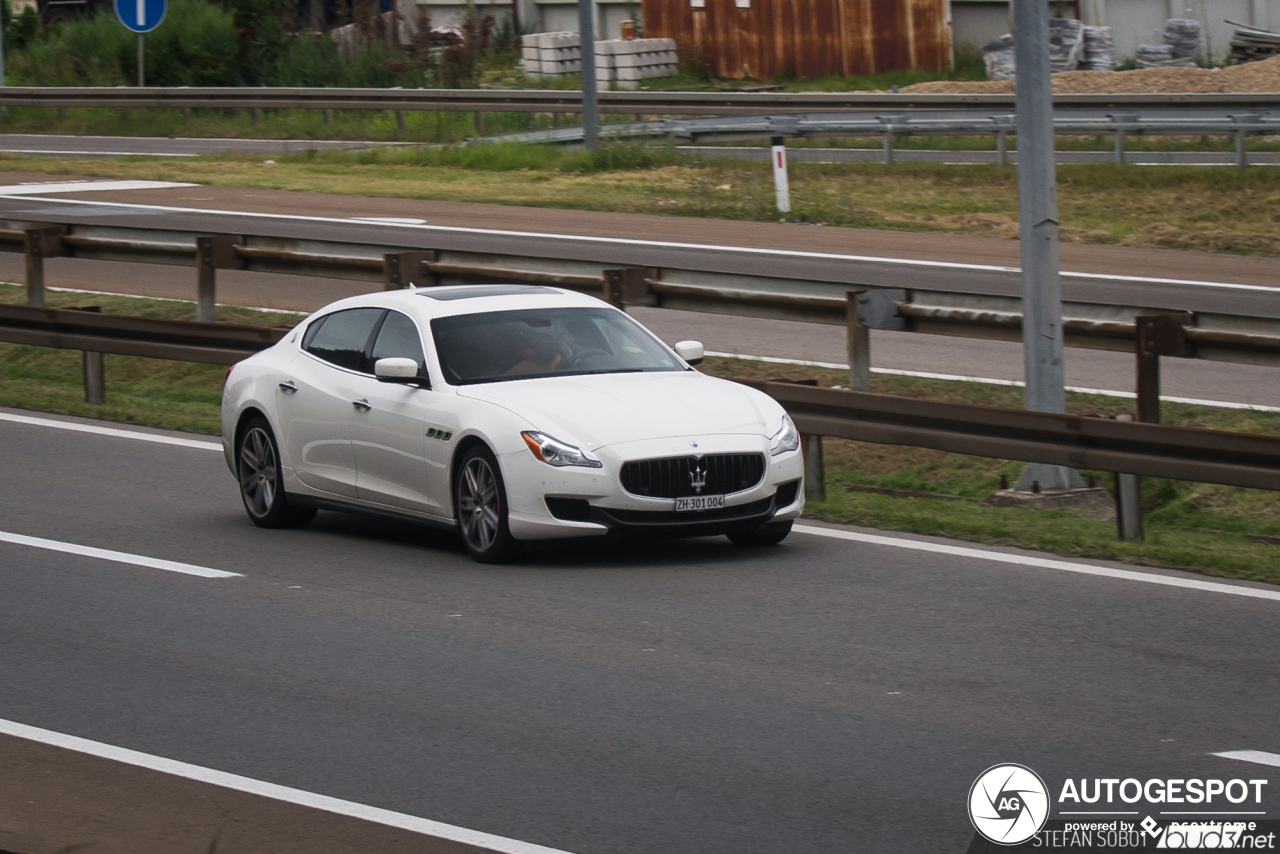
[1,409,1278,853]
[1,177,1279,407]
[0,135,403,158]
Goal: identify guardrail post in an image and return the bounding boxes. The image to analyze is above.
[996,129,1008,168]
[182,107,190,123]
[383,251,435,290]
[397,110,406,130]
[83,350,105,403]
[23,226,65,307]
[1113,129,1125,167]
[196,236,241,322]
[324,108,333,126]
[845,291,871,392]
[251,108,261,124]
[475,112,485,136]
[1236,130,1248,169]
[802,433,825,500]
[603,268,658,311]
[882,128,894,166]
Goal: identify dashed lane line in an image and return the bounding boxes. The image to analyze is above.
[0,531,240,579]
[1213,750,1280,768]
[0,717,575,854]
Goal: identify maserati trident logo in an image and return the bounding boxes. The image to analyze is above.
[689,462,708,495]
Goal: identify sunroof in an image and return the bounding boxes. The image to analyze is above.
[418,285,560,301]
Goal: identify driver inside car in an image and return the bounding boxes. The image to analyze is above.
[507,323,566,374]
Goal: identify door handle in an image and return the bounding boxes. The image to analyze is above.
[352,399,372,412]
[278,381,298,393]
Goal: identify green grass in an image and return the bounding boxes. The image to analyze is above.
[1,285,1278,582]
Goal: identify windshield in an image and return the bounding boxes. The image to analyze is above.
[431,307,685,385]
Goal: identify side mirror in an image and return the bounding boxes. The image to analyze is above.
[375,357,427,386]
[673,340,704,366]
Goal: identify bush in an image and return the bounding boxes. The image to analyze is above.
[12,0,241,85]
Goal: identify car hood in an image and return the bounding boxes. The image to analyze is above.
[456,371,778,449]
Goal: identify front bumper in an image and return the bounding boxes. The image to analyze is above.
[501,433,805,541]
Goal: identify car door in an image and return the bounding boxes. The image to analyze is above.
[350,309,440,514]
[276,307,384,498]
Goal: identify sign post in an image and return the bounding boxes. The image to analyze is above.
[114,0,167,86]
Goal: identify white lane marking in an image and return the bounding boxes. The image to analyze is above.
[0,180,197,194]
[12,195,1280,295]
[0,531,239,579]
[0,412,222,450]
[1213,750,1280,768]
[0,149,198,158]
[0,717,574,854]
[793,524,1280,603]
[706,351,1280,413]
[352,216,427,224]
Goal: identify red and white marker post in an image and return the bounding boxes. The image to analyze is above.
[771,135,791,213]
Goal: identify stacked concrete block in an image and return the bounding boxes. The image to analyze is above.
[521,33,676,87]
[595,38,678,89]
[521,32,581,78]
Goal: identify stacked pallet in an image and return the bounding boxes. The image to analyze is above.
[521,32,581,79]
[1230,24,1280,63]
[521,34,677,88]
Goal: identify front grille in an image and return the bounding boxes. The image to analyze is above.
[620,453,766,499]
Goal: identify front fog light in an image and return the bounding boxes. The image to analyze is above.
[770,415,800,456]
[522,432,603,468]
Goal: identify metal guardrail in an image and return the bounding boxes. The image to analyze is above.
[2,301,1276,495]
[0,303,287,364]
[2,219,1278,371]
[742,380,1280,492]
[490,110,1280,144]
[2,86,1280,117]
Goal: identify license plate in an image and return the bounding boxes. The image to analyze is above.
[675,494,726,512]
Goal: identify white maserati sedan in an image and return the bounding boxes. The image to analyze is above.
[221,285,804,562]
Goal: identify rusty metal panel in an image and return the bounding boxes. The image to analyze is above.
[643,0,950,78]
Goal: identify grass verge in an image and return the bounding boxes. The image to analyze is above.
[3,148,1279,256]
[1,285,1277,582]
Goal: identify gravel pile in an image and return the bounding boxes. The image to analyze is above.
[899,55,1280,94]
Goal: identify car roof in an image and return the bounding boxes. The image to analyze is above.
[306,285,611,322]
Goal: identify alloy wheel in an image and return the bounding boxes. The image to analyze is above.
[239,426,278,518]
[458,457,500,552]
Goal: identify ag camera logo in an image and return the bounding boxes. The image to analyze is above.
[969,764,1051,845]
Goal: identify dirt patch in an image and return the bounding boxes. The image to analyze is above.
[901,55,1280,95]
[1118,222,1280,254]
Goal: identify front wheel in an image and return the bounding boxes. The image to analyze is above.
[727,520,792,547]
[454,446,521,564]
[237,418,316,529]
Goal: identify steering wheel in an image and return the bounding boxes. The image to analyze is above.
[565,349,612,369]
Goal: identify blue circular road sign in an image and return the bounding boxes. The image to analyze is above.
[115,0,167,33]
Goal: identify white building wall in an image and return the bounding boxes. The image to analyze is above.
[952,0,1280,64]
[415,0,639,38]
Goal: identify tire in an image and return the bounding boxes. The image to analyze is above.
[727,520,792,547]
[237,417,316,529]
[454,445,521,564]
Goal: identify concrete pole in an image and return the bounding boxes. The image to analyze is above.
[1012,0,1080,493]
[577,0,599,150]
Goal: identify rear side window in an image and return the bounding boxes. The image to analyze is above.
[370,310,427,374]
[304,308,384,372]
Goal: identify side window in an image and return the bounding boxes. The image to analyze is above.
[304,308,384,372]
[370,311,427,374]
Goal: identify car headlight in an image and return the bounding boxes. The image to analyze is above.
[521,432,603,468]
[770,415,800,456]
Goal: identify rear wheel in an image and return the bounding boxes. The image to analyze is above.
[454,446,521,564]
[237,418,316,529]
[727,520,792,547]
